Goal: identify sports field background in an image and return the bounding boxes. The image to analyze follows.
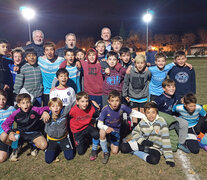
[0,58,206,180]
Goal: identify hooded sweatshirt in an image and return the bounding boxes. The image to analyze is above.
[80,48,103,96]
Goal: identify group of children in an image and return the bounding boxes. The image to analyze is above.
[0,36,206,167]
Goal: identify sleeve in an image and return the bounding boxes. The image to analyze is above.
[165,62,175,71]
[100,61,109,71]
[172,105,178,113]
[70,89,76,107]
[13,67,25,94]
[160,120,174,162]
[122,73,130,97]
[33,106,50,115]
[51,77,58,88]
[191,68,196,94]
[153,96,164,110]
[97,120,109,131]
[97,108,108,123]
[1,110,17,134]
[122,104,132,115]
[59,60,67,68]
[199,106,206,117]
[131,123,145,144]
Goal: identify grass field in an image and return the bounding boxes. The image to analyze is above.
[0,58,207,180]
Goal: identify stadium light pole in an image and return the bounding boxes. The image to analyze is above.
[143,9,153,52]
[20,6,35,42]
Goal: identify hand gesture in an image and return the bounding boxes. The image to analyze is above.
[40,111,50,123]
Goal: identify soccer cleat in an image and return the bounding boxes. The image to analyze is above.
[30,148,38,157]
[90,150,98,161]
[102,152,110,164]
[178,144,191,153]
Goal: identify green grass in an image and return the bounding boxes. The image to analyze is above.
[0,58,207,180]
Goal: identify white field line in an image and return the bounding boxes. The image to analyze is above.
[176,150,200,180]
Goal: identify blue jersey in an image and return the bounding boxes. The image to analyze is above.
[38,56,64,94]
[98,104,131,132]
[149,63,174,96]
[65,65,81,93]
[0,106,16,135]
[172,104,206,127]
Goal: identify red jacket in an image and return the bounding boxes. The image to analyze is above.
[69,104,95,133]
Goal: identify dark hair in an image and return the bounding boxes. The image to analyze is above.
[108,90,121,100]
[144,102,158,113]
[162,79,175,88]
[56,68,69,78]
[107,51,118,59]
[25,48,37,57]
[120,47,130,56]
[183,93,197,104]
[155,52,166,61]
[0,89,7,99]
[0,39,8,44]
[16,93,31,104]
[76,91,89,101]
[174,50,186,59]
[43,41,56,51]
[64,49,75,56]
[75,49,86,55]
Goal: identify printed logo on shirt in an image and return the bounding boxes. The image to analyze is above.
[67,91,71,96]
[106,76,120,85]
[88,67,97,75]
[155,128,160,134]
[175,72,189,83]
[107,114,110,117]
[30,114,35,119]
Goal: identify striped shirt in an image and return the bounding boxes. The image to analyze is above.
[38,56,64,94]
[132,115,174,162]
[0,106,16,135]
[14,63,43,98]
[172,104,206,127]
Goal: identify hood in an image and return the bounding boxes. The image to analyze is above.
[86,48,98,64]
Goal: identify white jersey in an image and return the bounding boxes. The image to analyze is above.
[50,87,76,107]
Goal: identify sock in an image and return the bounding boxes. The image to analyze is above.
[197,132,205,142]
[100,139,108,153]
[92,138,99,151]
[133,150,149,162]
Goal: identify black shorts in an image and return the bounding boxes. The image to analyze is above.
[19,131,43,143]
[0,140,9,152]
[46,135,73,152]
[129,101,146,109]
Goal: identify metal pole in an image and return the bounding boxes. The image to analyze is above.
[28,20,31,42]
[146,21,148,52]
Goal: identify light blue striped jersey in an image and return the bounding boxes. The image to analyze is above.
[0,106,16,135]
[38,56,64,94]
[148,63,174,96]
[172,104,206,127]
[65,65,81,93]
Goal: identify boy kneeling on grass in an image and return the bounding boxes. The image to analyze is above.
[120,102,175,167]
[97,90,144,164]
[1,93,50,160]
[44,97,74,164]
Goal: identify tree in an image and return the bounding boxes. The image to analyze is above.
[181,33,196,53]
[125,31,140,50]
[198,29,207,44]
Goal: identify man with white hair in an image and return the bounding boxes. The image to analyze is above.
[23,30,44,57]
[56,33,79,57]
[101,27,112,52]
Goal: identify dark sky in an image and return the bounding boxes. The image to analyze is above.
[0,0,207,45]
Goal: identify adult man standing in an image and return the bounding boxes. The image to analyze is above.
[101,27,112,52]
[23,30,44,57]
[56,33,78,57]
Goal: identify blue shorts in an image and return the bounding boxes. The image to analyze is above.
[108,131,120,146]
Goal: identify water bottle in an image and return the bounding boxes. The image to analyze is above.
[11,131,20,149]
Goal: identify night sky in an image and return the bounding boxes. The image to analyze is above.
[0,0,207,45]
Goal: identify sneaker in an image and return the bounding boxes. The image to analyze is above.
[199,141,207,151]
[9,149,18,162]
[30,148,38,157]
[178,144,190,153]
[90,150,97,161]
[102,152,110,164]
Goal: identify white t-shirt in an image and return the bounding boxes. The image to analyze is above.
[50,87,76,107]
